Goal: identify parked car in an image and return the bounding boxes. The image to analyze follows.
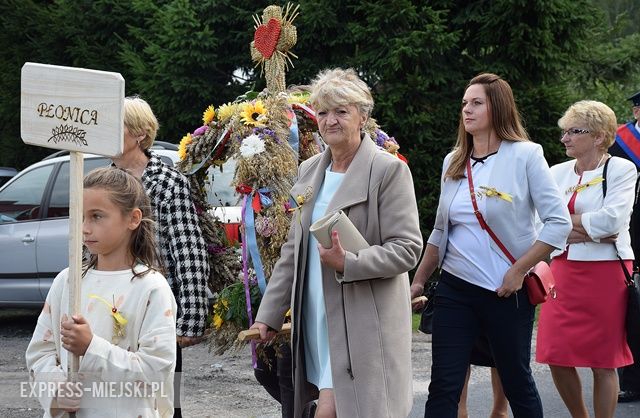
[0,167,18,187]
[206,157,241,229]
[0,148,179,307]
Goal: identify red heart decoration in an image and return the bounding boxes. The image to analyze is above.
[254,18,281,59]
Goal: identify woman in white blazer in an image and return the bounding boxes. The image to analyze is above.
[536,100,636,418]
[411,73,571,418]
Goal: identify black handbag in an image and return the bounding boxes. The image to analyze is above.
[603,158,640,336]
[616,259,640,335]
[418,280,438,334]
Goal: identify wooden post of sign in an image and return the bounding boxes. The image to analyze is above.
[67,151,83,410]
[20,63,124,417]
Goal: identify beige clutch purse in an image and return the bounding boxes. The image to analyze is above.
[309,210,369,252]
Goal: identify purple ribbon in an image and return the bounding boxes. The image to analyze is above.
[241,195,257,368]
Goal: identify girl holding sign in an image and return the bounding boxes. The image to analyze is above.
[26,167,177,417]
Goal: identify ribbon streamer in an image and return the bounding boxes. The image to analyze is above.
[244,195,269,295]
[240,197,258,368]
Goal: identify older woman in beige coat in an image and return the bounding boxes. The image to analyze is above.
[251,68,423,418]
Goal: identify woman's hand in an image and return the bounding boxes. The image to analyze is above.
[249,321,276,343]
[177,336,203,348]
[60,314,93,356]
[567,230,588,244]
[496,265,527,298]
[600,233,618,243]
[410,283,426,311]
[318,231,346,273]
[567,230,618,244]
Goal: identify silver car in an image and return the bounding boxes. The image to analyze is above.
[0,147,178,307]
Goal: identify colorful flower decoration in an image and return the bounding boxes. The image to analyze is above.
[239,134,266,158]
[202,105,216,125]
[174,3,408,356]
[240,100,268,127]
[178,132,193,161]
[255,215,277,237]
[217,102,239,123]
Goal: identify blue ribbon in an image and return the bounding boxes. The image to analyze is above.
[257,187,273,208]
[243,194,268,294]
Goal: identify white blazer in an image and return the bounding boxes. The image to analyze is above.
[549,156,636,261]
[428,140,571,266]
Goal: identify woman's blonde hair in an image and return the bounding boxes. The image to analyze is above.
[83,167,162,279]
[445,73,529,179]
[124,96,159,150]
[309,68,374,118]
[558,100,617,150]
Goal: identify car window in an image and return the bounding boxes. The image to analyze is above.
[47,158,111,218]
[0,164,54,223]
[206,159,239,207]
[158,155,175,167]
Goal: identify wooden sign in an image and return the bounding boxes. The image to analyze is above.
[20,62,124,157]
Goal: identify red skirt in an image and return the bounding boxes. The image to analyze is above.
[536,253,633,368]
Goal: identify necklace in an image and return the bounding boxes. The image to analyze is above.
[574,153,607,175]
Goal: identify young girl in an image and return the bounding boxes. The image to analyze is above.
[26,167,177,417]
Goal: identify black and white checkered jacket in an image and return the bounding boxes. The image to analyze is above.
[142,152,209,337]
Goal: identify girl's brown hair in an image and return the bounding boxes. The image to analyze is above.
[445,73,530,179]
[82,167,162,279]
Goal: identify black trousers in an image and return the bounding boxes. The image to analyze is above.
[174,342,182,418]
[424,271,542,418]
[254,342,294,418]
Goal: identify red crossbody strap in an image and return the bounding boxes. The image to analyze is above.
[465,159,517,264]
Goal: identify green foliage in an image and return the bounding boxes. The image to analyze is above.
[217,281,262,329]
[1,0,638,243]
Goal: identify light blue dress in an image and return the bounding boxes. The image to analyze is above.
[302,166,344,390]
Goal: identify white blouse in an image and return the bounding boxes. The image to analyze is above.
[548,156,637,261]
[442,156,511,291]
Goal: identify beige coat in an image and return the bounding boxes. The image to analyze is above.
[255,136,423,418]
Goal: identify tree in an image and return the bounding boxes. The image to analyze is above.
[0,0,636,238]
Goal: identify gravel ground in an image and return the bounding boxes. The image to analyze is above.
[0,309,432,418]
[5,308,637,418]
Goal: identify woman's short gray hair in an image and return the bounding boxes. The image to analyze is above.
[309,68,374,117]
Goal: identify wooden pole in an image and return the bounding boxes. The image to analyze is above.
[238,323,292,342]
[67,151,83,417]
[237,296,429,342]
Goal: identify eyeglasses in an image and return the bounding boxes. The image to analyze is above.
[559,128,590,139]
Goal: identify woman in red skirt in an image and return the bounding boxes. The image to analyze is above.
[536,100,636,418]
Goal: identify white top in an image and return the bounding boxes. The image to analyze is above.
[548,156,637,261]
[26,266,177,417]
[442,156,511,291]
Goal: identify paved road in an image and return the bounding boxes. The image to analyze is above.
[409,333,640,418]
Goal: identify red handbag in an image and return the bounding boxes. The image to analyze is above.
[465,160,556,305]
